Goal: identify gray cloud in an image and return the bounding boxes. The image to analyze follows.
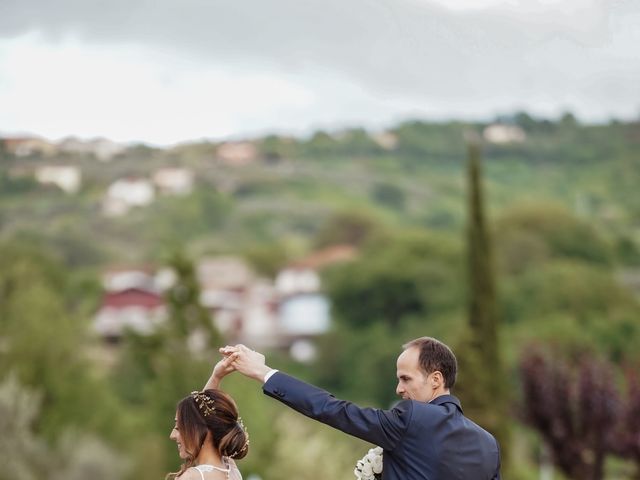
[1,0,638,120]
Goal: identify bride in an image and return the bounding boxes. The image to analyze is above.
[167,357,246,480]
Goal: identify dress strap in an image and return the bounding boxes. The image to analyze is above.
[192,466,205,480]
[194,464,231,479]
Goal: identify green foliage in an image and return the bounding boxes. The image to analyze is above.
[0,375,128,480]
[0,169,39,195]
[0,375,49,480]
[614,235,640,266]
[242,242,291,277]
[503,261,634,322]
[164,250,221,345]
[495,202,613,270]
[370,182,406,211]
[304,131,339,157]
[258,134,299,162]
[502,261,640,364]
[456,142,511,468]
[261,410,370,480]
[0,241,126,442]
[325,231,463,329]
[393,120,467,161]
[1,115,640,479]
[314,209,385,248]
[317,322,411,407]
[143,189,232,248]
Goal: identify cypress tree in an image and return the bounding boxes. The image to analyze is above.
[456,139,511,468]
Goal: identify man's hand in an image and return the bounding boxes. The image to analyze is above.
[220,344,272,383]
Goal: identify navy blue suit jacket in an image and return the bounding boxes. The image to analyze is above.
[263,372,500,480]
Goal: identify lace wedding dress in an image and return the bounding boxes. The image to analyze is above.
[191,458,242,480]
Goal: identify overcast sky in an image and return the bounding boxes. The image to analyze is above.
[0,0,638,145]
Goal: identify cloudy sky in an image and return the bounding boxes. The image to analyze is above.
[0,0,638,145]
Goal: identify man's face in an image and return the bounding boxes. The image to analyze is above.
[395,346,436,402]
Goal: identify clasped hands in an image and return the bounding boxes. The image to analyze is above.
[212,344,272,384]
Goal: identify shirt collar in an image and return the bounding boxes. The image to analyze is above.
[429,394,463,412]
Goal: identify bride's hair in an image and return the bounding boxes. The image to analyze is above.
[167,389,249,480]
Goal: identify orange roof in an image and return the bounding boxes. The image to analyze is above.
[291,245,358,270]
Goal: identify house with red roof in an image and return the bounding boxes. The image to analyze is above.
[93,288,166,342]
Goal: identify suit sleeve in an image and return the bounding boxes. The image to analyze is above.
[492,438,502,479]
[263,371,411,451]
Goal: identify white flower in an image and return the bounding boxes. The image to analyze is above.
[354,446,383,480]
[371,454,383,474]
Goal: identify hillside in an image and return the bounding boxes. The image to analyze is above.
[2,114,639,271]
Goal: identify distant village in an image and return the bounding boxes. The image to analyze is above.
[2,124,527,359]
[93,245,357,363]
[2,123,526,213]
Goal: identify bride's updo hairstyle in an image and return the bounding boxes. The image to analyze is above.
[168,389,249,479]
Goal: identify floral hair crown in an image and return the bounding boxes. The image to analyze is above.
[190,390,216,418]
[228,416,250,458]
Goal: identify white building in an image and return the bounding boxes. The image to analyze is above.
[103,178,155,216]
[238,281,280,348]
[93,288,167,340]
[272,245,356,341]
[372,131,399,150]
[216,142,258,166]
[35,165,81,193]
[152,167,194,195]
[90,138,126,161]
[197,256,255,291]
[58,137,125,161]
[4,137,56,157]
[197,257,279,345]
[275,268,321,296]
[279,293,330,336]
[102,266,156,292]
[483,124,527,144]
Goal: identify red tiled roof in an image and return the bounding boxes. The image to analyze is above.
[291,245,358,270]
[100,288,164,309]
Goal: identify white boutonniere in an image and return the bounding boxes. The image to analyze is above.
[354,446,383,480]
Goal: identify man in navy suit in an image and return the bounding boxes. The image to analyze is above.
[220,336,501,480]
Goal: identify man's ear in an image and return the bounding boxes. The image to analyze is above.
[431,371,444,389]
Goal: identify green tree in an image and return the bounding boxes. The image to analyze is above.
[494,202,613,270]
[456,141,511,467]
[304,130,339,157]
[0,241,125,442]
[325,231,462,330]
[164,250,221,345]
[243,242,290,278]
[314,209,384,248]
[0,375,49,480]
[0,375,128,480]
[371,182,406,211]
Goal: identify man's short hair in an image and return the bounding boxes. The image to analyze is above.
[403,337,457,389]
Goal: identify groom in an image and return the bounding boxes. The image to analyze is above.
[220,336,501,480]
